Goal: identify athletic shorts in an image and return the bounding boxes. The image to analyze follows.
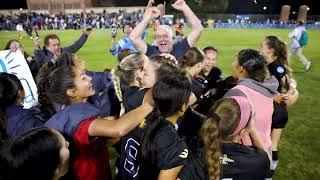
[272,102,288,129]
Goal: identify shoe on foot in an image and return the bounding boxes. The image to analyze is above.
[305,62,311,71]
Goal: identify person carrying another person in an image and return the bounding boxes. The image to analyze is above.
[130,0,203,60]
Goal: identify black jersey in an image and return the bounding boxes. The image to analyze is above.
[191,77,205,101]
[197,67,223,92]
[268,60,287,92]
[122,86,148,112]
[179,143,269,180]
[139,119,189,180]
[221,143,270,180]
[116,86,147,180]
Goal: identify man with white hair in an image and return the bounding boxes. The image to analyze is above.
[130,0,203,59]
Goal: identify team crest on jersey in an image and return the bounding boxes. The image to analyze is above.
[220,154,234,165]
[179,149,189,158]
[139,119,146,128]
[277,66,285,73]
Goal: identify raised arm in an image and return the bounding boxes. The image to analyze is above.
[63,29,91,53]
[172,0,203,47]
[130,7,160,54]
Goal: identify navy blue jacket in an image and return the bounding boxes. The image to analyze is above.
[87,71,120,117]
[6,105,45,138]
[44,103,99,137]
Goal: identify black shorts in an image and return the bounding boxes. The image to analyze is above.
[272,102,288,129]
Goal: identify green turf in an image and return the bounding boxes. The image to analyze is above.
[1,28,319,179]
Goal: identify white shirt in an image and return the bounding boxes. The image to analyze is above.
[288,26,305,49]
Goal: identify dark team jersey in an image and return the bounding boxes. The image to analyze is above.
[179,143,269,180]
[122,86,148,112]
[268,60,287,92]
[220,143,270,180]
[140,119,189,179]
[115,86,147,180]
[197,67,223,92]
[191,77,205,101]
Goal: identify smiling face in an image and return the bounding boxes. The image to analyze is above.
[67,56,95,102]
[155,27,173,54]
[204,50,217,72]
[47,38,61,56]
[123,24,133,36]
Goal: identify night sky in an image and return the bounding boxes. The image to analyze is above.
[0,0,318,15]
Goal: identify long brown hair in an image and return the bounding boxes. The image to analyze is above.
[200,98,242,180]
[265,36,292,77]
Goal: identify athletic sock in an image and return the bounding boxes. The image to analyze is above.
[271,151,279,173]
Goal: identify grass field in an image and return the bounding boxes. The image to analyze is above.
[0,28,319,179]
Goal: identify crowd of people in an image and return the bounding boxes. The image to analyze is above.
[0,0,307,179]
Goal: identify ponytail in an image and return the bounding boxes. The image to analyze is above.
[265,36,292,78]
[111,67,125,116]
[36,62,56,119]
[200,114,220,180]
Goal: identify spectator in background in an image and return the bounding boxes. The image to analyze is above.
[109,22,147,56]
[288,20,311,71]
[3,40,38,78]
[130,0,203,60]
[15,22,24,40]
[33,29,91,68]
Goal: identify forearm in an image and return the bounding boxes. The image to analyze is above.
[89,104,153,137]
[183,6,202,31]
[249,130,265,151]
[65,34,88,53]
[110,38,117,51]
[130,17,151,41]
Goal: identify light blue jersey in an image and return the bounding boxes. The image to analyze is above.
[109,30,147,56]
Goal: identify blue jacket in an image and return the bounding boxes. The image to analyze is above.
[44,103,99,137]
[6,105,45,138]
[87,71,120,117]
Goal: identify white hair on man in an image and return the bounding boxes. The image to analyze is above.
[157,25,173,38]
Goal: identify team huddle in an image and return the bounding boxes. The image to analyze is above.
[0,0,307,180]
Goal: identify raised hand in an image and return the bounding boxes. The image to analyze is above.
[145,7,161,20]
[171,0,188,11]
[34,36,42,48]
[82,28,92,36]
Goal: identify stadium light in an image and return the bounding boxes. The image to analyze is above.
[253,0,257,4]
[292,11,296,14]
[263,6,267,10]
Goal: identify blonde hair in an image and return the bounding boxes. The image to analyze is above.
[111,53,145,116]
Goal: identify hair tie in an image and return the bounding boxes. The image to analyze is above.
[207,112,220,122]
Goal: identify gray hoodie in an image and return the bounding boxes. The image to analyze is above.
[224,76,279,98]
